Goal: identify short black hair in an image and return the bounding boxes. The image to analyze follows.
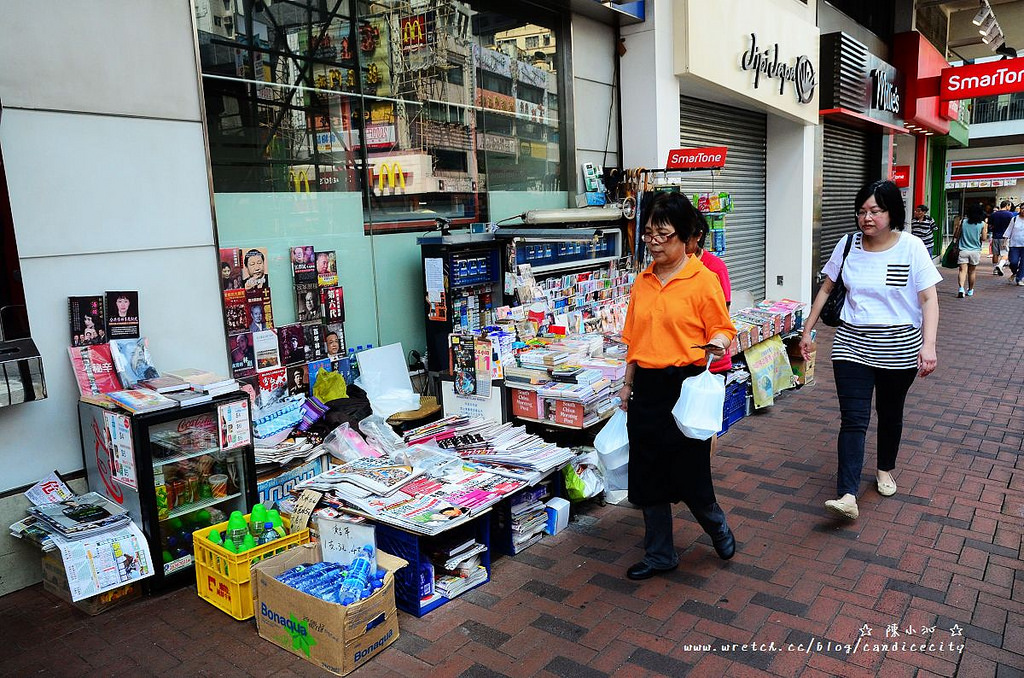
[642,191,707,243]
[855,180,906,230]
[915,204,928,213]
[966,202,987,223]
[244,249,264,265]
[1000,200,1011,209]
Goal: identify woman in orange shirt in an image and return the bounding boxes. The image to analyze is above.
[618,191,737,581]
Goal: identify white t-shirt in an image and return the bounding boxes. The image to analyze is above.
[822,231,942,328]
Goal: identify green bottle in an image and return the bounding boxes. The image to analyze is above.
[223,538,238,553]
[267,509,287,538]
[249,504,267,537]
[207,529,223,545]
[240,533,257,552]
[226,511,248,548]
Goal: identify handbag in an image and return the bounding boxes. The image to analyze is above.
[940,221,963,269]
[820,234,854,327]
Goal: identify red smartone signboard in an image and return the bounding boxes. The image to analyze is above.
[666,146,728,170]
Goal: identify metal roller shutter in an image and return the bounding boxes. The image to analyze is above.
[820,121,871,273]
[678,96,767,299]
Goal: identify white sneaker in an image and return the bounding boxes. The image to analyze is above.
[825,494,859,520]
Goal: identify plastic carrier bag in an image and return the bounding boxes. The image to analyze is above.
[593,409,629,494]
[671,358,725,441]
[563,450,605,501]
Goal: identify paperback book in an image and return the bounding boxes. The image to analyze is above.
[164,390,213,406]
[230,332,256,378]
[137,375,188,393]
[277,324,306,366]
[253,329,281,372]
[290,245,316,283]
[241,247,269,292]
[321,286,345,323]
[295,281,321,322]
[104,291,140,340]
[286,364,309,396]
[303,323,327,361]
[165,368,235,392]
[315,250,338,287]
[246,288,273,332]
[107,388,178,414]
[109,337,159,388]
[68,345,122,396]
[223,288,250,335]
[325,323,346,359]
[220,248,243,290]
[68,295,105,346]
[307,359,332,395]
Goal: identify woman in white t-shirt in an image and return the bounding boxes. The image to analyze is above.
[799,180,941,521]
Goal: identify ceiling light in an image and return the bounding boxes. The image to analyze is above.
[973,3,992,26]
[982,23,1002,44]
[978,13,997,34]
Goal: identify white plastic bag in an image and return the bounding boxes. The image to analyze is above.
[594,409,629,469]
[672,363,725,440]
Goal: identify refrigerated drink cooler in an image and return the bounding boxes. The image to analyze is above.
[79,393,257,590]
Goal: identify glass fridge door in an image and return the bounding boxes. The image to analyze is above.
[148,400,252,578]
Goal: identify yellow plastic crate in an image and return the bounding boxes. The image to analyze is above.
[193,513,310,620]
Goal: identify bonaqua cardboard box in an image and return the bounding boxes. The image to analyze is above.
[253,541,408,676]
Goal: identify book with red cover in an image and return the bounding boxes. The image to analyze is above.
[68,345,123,396]
[290,245,316,283]
[321,286,345,323]
[220,248,243,290]
[223,288,250,335]
[277,324,306,366]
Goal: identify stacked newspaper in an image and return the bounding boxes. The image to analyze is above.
[27,492,130,539]
[253,439,323,470]
[9,516,56,551]
[435,564,488,599]
[509,492,548,554]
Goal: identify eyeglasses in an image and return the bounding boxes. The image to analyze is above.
[641,231,678,244]
[856,209,888,219]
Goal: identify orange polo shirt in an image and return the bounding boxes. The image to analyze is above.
[622,255,736,369]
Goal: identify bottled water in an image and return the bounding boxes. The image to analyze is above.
[258,522,278,545]
[337,545,374,606]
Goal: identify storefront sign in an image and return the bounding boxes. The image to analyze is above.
[475,44,513,78]
[947,156,1024,183]
[476,88,515,113]
[891,166,910,188]
[940,59,1024,101]
[872,69,901,115]
[739,33,816,104]
[478,133,517,155]
[516,99,547,123]
[400,15,427,50]
[666,146,728,169]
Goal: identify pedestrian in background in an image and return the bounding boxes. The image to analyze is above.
[988,200,1015,275]
[1003,204,1024,287]
[799,179,940,520]
[910,204,936,256]
[957,203,988,298]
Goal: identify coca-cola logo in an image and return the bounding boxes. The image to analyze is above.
[91,419,124,503]
[177,415,214,433]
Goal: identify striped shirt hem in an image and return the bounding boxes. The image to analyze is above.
[832,323,921,369]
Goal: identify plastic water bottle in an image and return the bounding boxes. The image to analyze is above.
[249,504,267,538]
[207,529,223,546]
[240,533,256,552]
[258,522,278,545]
[227,511,248,549]
[267,509,287,538]
[337,546,375,605]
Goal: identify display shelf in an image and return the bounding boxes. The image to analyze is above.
[151,445,220,470]
[513,408,615,430]
[530,255,621,274]
[162,492,241,521]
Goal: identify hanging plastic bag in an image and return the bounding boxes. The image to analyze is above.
[563,450,605,501]
[594,409,629,494]
[672,358,725,441]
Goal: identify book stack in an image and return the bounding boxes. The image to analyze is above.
[8,516,56,552]
[107,388,178,414]
[166,368,239,397]
[509,488,548,554]
[27,492,130,539]
[519,348,571,369]
[502,365,551,385]
[428,536,488,600]
[138,375,188,394]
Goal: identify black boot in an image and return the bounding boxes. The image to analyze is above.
[692,503,736,560]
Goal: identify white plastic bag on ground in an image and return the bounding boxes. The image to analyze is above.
[672,363,725,441]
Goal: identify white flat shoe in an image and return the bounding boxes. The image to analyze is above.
[825,494,859,520]
[876,472,897,497]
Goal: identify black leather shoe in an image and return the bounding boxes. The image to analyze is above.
[626,561,678,580]
[712,528,736,560]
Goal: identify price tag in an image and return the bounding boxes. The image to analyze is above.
[319,517,376,568]
[290,489,322,532]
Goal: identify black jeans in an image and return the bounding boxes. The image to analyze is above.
[832,360,917,497]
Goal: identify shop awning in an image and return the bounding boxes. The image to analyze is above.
[947,156,1024,182]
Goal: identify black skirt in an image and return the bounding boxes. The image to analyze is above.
[626,365,717,507]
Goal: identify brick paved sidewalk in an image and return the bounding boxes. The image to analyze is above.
[2,267,1022,677]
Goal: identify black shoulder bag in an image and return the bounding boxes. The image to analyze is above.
[820,234,854,327]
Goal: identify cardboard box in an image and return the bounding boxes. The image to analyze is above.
[254,542,407,676]
[545,497,570,535]
[40,551,141,615]
[791,351,815,386]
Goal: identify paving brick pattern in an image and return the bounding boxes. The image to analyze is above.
[2,267,1022,677]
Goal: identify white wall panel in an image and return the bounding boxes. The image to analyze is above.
[573,79,618,156]
[2,110,215,257]
[571,15,616,85]
[0,0,201,120]
[0,247,228,491]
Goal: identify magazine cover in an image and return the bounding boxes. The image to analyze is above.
[106,388,177,414]
[256,368,287,408]
[325,323,346,359]
[315,250,338,287]
[277,323,306,366]
[68,345,122,396]
[307,358,332,396]
[104,291,140,340]
[252,329,281,372]
[286,364,309,396]
[223,288,250,335]
[230,332,256,378]
[241,247,269,291]
[246,287,273,332]
[28,492,129,537]
[68,295,105,346]
[294,281,321,322]
[290,245,316,283]
[303,323,327,361]
[220,248,243,290]
[321,286,345,323]
[109,337,159,388]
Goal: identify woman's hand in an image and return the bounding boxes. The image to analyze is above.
[918,344,937,377]
[704,335,729,360]
[799,333,815,360]
[617,384,631,411]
